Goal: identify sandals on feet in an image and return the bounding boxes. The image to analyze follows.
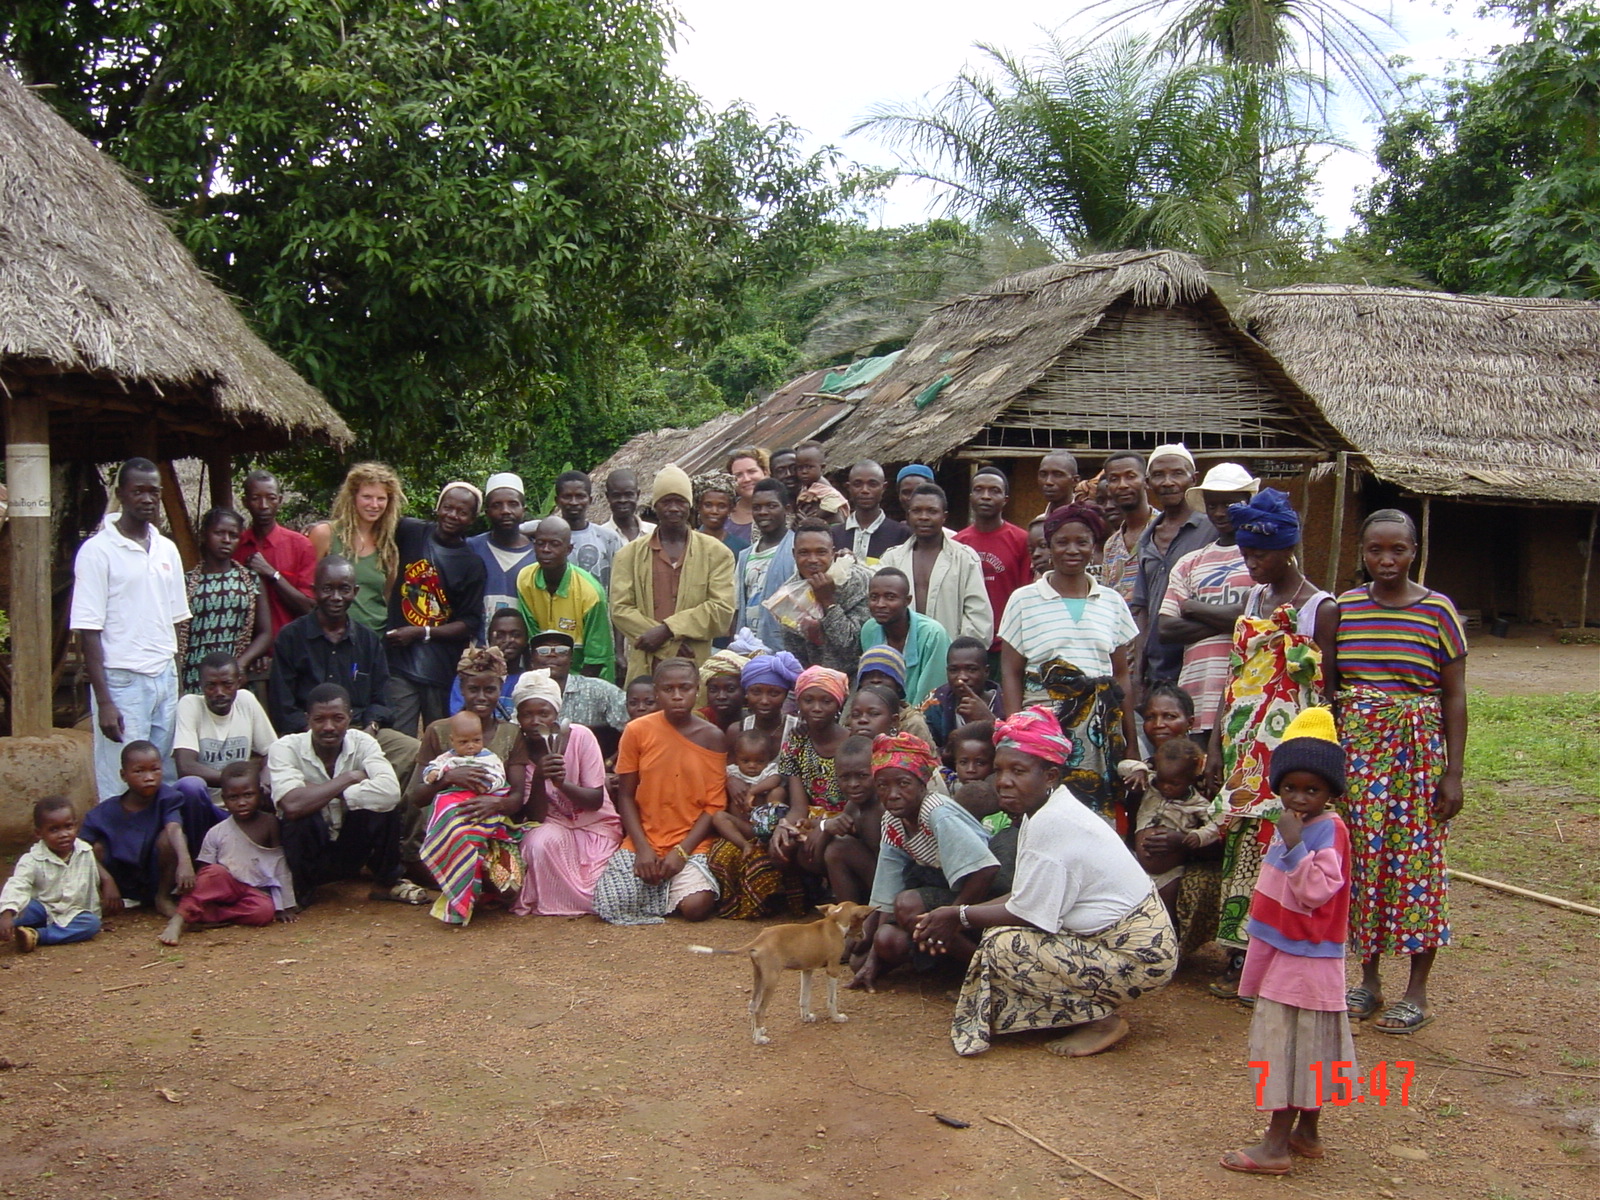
[14,926,38,953]
[1220,1150,1290,1176]
[373,881,431,906]
[1346,985,1383,1019]
[1208,951,1247,998]
[1372,999,1433,1035]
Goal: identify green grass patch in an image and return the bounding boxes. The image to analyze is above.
[1464,692,1600,799]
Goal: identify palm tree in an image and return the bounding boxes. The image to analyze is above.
[852,32,1330,269]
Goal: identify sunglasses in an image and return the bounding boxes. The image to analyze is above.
[531,644,571,658]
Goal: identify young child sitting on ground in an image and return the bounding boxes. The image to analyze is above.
[422,710,511,824]
[1128,737,1220,913]
[817,734,882,923]
[161,762,298,945]
[79,740,218,923]
[712,729,787,853]
[1222,708,1353,1178]
[0,797,112,953]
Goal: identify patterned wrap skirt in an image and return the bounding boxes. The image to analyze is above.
[949,887,1177,1056]
[1339,686,1451,956]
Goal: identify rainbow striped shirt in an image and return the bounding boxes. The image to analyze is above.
[1334,587,1467,695]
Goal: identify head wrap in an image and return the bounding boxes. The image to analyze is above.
[1230,487,1301,550]
[1073,470,1104,505]
[855,644,907,691]
[794,665,849,706]
[1041,502,1107,546]
[484,472,524,499]
[437,480,484,513]
[871,732,939,782]
[742,650,802,691]
[727,627,770,657]
[455,644,508,680]
[896,464,935,484]
[652,463,694,505]
[993,706,1074,766]
[1147,443,1195,470]
[1269,707,1346,795]
[699,649,750,683]
[692,470,738,506]
[511,669,563,714]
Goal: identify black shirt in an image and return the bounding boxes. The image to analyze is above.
[385,518,486,688]
[268,613,394,733]
[831,515,912,562]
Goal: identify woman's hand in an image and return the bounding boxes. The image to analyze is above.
[538,753,566,787]
[441,763,493,792]
[456,794,513,821]
[913,906,962,954]
[725,775,751,816]
[1433,772,1464,822]
[769,822,800,862]
[657,848,686,880]
[633,847,663,884]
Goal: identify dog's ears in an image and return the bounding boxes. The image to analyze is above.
[815,903,833,914]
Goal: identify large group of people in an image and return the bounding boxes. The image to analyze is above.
[5,443,1468,1107]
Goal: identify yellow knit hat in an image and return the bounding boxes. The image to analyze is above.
[1269,706,1345,794]
[1281,706,1338,745]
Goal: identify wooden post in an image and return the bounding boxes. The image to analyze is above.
[1581,506,1599,631]
[205,450,232,511]
[158,459,200,569]
[1417,496,1433,585]
[6,393,54,734]
[1325,451,1349,591]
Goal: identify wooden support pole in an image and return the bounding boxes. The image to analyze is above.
[205,450,232,511]
[1418,495,1433,585]
[1581,506,1599,631]
[6,394,54,735]
[1325,451,1349,591]
[157,460,200,569]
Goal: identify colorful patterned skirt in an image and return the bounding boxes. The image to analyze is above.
[949,888,1176,1056]
[419,797,526,927]
[1216,818,1271,950]
[1040,659,1127,831]
[1339,686,1451,957]
[704,838,807,920]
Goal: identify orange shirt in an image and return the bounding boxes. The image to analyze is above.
[615,711,726,856]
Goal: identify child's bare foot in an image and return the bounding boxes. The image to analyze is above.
[158,915,185,945]
[1046,1013,1128,1057]
[14,926,38,954]
[1220,1143,1292,1175]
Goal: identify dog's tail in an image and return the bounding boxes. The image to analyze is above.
[686,942,757,956]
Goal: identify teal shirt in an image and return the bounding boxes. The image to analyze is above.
[859,610,951,708]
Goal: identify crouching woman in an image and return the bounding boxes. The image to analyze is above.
[918,707,1178,1058]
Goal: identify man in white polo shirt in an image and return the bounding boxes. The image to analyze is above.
[71,458,191,799]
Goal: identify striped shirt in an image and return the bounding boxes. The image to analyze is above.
[1334,586,1467,694]
[998,576,1138,682]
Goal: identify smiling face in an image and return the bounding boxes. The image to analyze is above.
[200,661,242,717]
[486,488,526,535]
[605,475,640,521]
[117,466,162,525]
[1146,454,1196,513]
[992,746,1060,818]
[792,529,833,577]
[243,476,282,528]
[770,452,798,491]
[314,560,358,621]
[533,519,572,571]
[1361,520,1417,587]
[1028,521,1048,576]
[354,482,390,526]
[875,766,926,823]
[846,689,896,738]
[1141,693,1193,749]
[36,806,79,859]
[458,672,502,718]
[435,486,480,538]
[1278,768,1335,819]
[698,489,732,532]
[488,611,529,664]
[739,683,785,722]
[729,456,765,500]
[1047,519,1096,579]
[846,463,885,514]
[867,573,911,629]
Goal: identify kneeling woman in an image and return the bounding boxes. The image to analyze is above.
[919,708,1178,1058]
[850,733,1001,992]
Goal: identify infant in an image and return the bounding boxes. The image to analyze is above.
[423,710,510,821]
[712,729,788,853]
[1125,737,1221,890]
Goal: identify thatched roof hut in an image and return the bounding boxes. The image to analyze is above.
[822,249,1350,468]
[1242,285,1600,505]
[0,71,353,460]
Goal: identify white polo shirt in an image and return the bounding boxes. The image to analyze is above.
[70,519,191,675]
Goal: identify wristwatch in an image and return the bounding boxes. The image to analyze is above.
[958,904,972,930]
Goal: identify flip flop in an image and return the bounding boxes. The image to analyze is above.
[1345,985,1383,1019]
[1288,1134,1326,1160]
[1372,999,1433,1035]
[13,926,38,954]
[1220,1149,1291,1176]
[371,881,431,906]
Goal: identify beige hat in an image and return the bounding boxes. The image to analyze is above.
[651,463,694,505]
[1185,462,1260,510]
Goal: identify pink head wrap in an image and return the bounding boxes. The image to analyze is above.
[871,732,940,782]
[794,665,849,706]
[992,706,1074,765]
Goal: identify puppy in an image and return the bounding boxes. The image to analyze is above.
[689,901,874,1045]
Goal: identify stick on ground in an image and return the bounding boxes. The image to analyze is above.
[986,1115,1151,1200]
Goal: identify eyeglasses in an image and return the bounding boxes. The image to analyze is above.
[532,645,571,657]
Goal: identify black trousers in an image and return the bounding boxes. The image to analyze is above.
[280,806,403,903]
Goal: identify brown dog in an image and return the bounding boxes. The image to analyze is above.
[689,901,875,1045]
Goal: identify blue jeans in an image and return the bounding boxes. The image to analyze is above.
[15,899,101,945]
[91,663,179,800]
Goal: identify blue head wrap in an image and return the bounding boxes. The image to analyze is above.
[895,464,935,484]
[1230,487,1301,550]
[741,651,802,691]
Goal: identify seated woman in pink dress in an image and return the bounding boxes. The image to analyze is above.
[506,669,622,916]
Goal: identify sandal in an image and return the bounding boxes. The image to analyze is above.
[372,881,431,906]
[14,926,38,954]
[1208,951,1246,998]
[1345,985,1383,1019]
[1220,1149,1290,1176]
[1372,999,1433,1035]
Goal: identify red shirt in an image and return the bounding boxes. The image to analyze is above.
[954,522,1032,649]
[233,523,316,635]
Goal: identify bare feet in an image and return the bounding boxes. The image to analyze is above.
[158,915,185,946]
[1046,1013,1129,1057]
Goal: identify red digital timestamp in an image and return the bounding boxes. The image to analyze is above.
[1250,1059,1416,1107]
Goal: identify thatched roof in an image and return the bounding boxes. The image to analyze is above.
[822,249,1348,467]
[1244,285,1600,504]
[0,71,353,459]
[583,410,745,523]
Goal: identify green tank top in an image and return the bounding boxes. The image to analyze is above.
[330,533,391,632]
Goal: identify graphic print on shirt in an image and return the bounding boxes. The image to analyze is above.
[399,558,451,626]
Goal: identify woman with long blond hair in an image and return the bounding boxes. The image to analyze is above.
[308,462,405,632]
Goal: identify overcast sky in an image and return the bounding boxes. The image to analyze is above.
[668,0,1519,236]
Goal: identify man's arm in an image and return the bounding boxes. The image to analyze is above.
[341,734,403,813]
[270,740,358,820]
[819,573,871,659]
[958,552,994,644]
[580,589,614,680]
[78,630,123,743]
[266,628,308,734]
[607,544,657,639]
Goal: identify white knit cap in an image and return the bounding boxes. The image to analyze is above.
[511,669,563,714]
[1147,443,1195,469]
[485,472,524,499]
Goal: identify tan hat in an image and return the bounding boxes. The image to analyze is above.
[1185,462,1259,510]
[651,463,693,505]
